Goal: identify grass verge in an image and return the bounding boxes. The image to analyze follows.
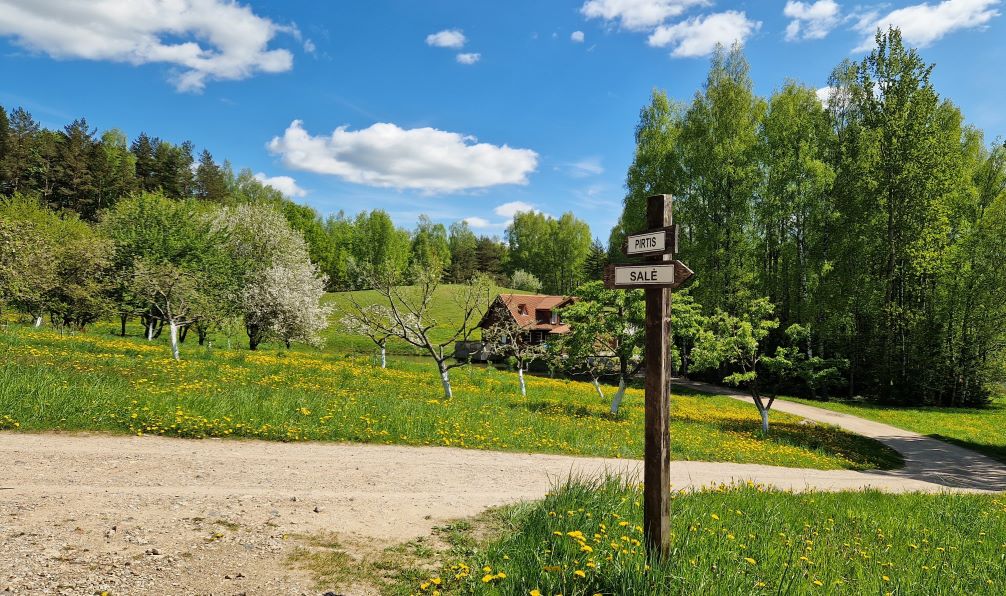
[392,476,1006,595]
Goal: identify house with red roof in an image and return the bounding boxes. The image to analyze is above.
[454,293,576,361]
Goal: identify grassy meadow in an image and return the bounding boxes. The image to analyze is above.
[778,396,1006,465]
[390,477,1006,596]
[0,325,900,469]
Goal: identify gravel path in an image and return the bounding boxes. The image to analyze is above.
[2,392,1004,594]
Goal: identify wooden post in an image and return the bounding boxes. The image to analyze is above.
[643,194,672,558]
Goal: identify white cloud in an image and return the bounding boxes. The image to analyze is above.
[0,0,295,92]
[303,39,316,54]
[580,0,711,30]
[571,30,586,42]
[426,28,466,48]
[463,216,493,228]
[854,0,1000,52]
[494,201,538,218]
[565,157,604,177]
[253,172,307,198]
[784,0,841,41]
[267,120,539,193]
[456,52,481,64]
[648,11,761,57]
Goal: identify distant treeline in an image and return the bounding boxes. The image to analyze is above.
[611,29,1006,406]
[0,106,601,294]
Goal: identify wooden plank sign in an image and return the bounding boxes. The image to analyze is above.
[623,225,678,257]
[603,260,693,291]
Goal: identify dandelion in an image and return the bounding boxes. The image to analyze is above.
[574,569,586,578]
[744,557,757,565]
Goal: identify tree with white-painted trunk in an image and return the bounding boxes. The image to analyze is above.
[690,298,782,434]
[0,219,57,325]
[552,281,645,414]
[344,266,492,398]
[340,305,393,368]
[131,259,202,361]
[482,303,548,397]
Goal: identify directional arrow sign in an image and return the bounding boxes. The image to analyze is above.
[604,261,694,290]
[622,225,678,257]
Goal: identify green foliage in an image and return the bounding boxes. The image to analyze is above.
[448,221,479,283]
[410,215,452,280]
[508,269,542,293]
[507,210,592,294]
[612,30,1006,406]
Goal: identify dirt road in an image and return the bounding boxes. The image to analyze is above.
[0,425,999,595]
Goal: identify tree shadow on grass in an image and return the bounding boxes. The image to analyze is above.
[514,400,626,423]
[714,417,905,471]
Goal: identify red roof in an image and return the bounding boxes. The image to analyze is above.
[493,293,575,334]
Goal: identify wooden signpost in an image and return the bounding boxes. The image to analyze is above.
[603,194,693,558]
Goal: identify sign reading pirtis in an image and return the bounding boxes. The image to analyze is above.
[624,225,678,257]
[602,194,694,561]
[614,264,674,286]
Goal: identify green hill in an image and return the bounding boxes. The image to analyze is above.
[323,284,533,356]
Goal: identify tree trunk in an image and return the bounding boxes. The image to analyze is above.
[438,362,453,399]
[518,366,526,397]
[610,377,627,414]
[592,378,605,400]
[120,314,127,336]
[179,324,189,343]
[169,321,181,361]
[33,316,43,328]
[146,319,155,341]
[380,345,386,368]
[198,326,208,346]
[759,406,770,434]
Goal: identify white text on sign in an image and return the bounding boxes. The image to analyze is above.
[613,264,675,286]
[626,231,666,255]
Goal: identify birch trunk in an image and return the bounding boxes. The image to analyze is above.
[610,377,627,414]
[169,321,180,361]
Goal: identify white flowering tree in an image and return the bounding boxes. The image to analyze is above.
[343,267,491,398]
[242,258,332,349]
[213,204,331,350]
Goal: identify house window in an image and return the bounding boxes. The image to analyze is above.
[536,309,549,323]
[550,312,558,325]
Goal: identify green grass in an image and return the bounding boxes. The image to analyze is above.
[0,325,899,470]
[395,476,1006,595]
[322,285,531,355]
[777,395,1006,465]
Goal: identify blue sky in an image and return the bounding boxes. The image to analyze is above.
[1,1,1004,241]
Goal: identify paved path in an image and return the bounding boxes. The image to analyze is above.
[676,378,1006,492]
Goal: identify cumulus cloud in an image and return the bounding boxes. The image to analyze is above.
[253,172,307,198]
[456,52,481,64]
[784,0,841,41]
[580,0,711,30]
[426,28,466,48]
[571,30,586,42]
[494,201,538,218]
[464,216,493,228]
[648,11,761,57]
[267,121,539,193]
[0,0,295,92]
[854,0,1000,52]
